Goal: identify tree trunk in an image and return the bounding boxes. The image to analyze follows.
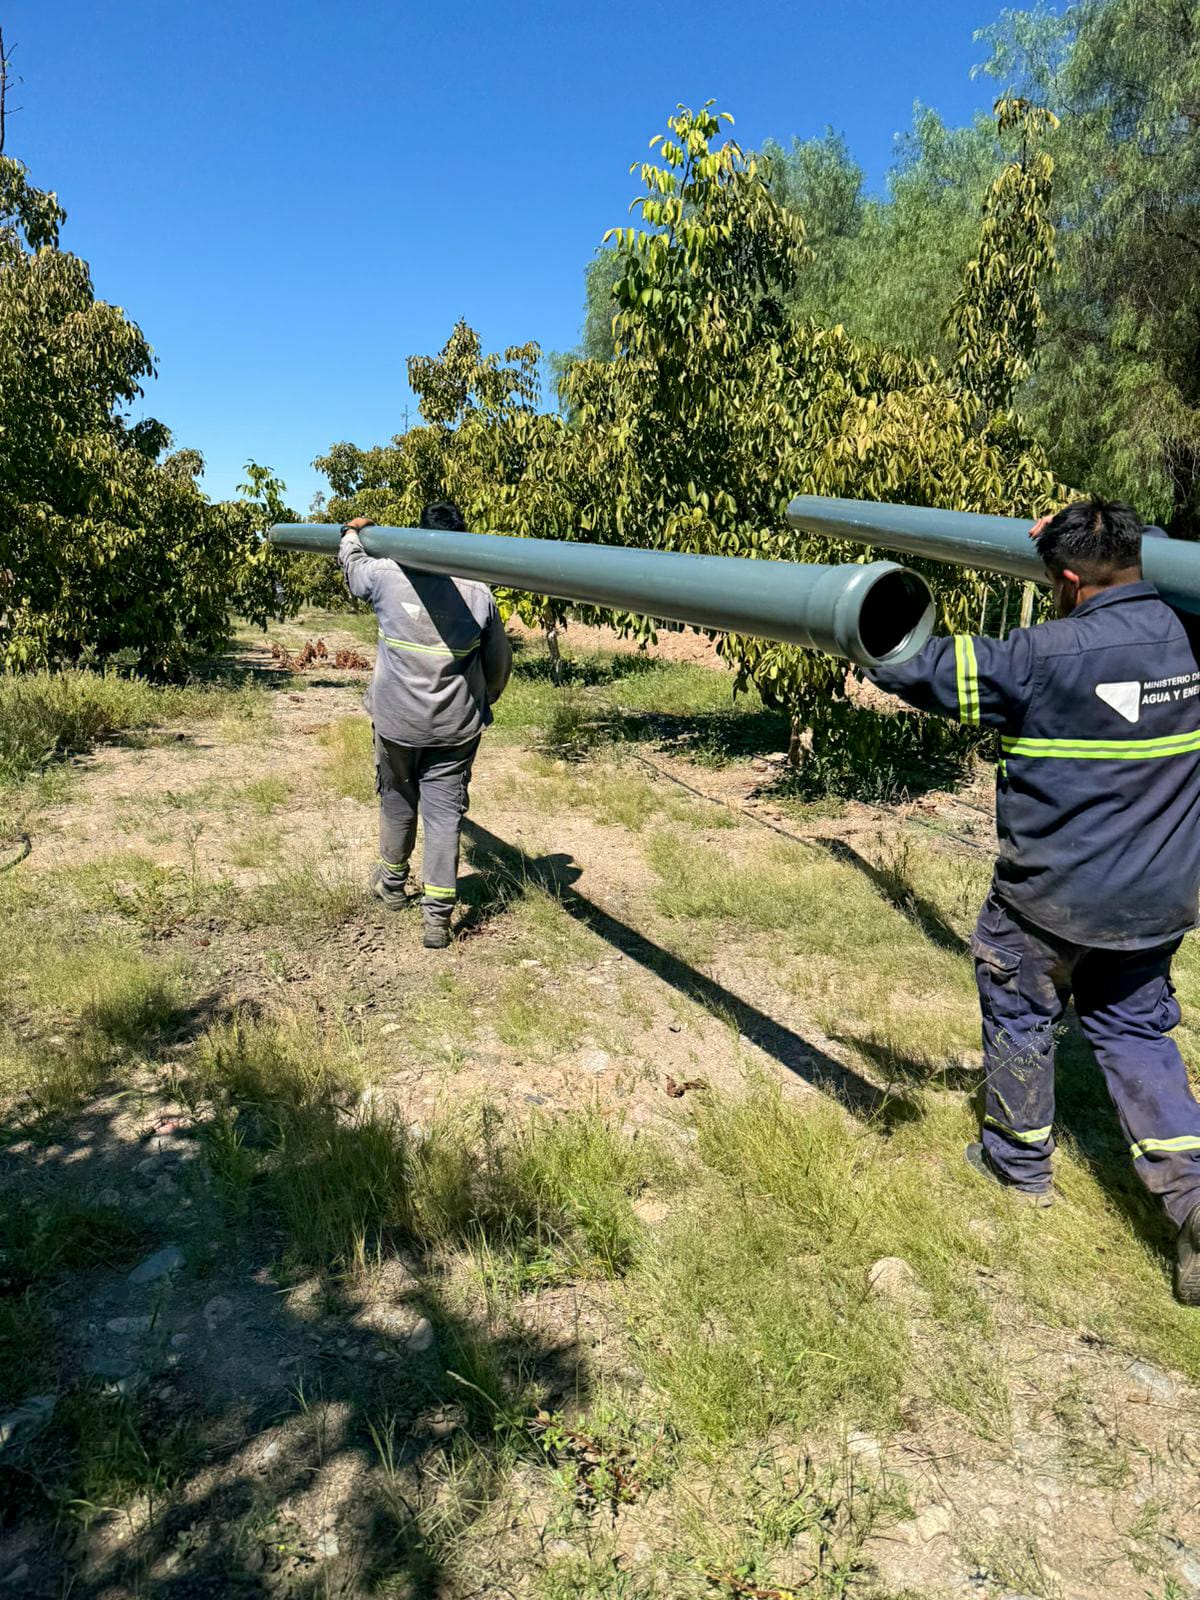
[545,620,563,686]
[788,714,804,769]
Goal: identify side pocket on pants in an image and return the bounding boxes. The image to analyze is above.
[970,933,1021,986]
[1157,976,1182,1035]
[971,932,1022,1022]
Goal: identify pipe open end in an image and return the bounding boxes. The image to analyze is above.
[855,567,936,667]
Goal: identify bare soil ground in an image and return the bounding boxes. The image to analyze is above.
[3,619,1200,1600]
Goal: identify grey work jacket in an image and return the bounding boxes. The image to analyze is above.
[338,532,513,747]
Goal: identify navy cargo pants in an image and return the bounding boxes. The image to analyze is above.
[375,732,479,927]
[973,887,1200,1225]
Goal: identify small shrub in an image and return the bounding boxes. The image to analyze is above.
[535,691,611,761]
[0,670,262,789]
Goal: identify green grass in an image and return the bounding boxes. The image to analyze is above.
[495,752,729,833]
[228,819,285,868]
[66,850,229,935]
[10,627,1200,1594]
[490,642,777,753]
[318,715,374,802]
[0,925,187,1123]
[186,1015,673,1284]
[239,774,290,813]
[645,829,982,1080]
[0,668,263,791]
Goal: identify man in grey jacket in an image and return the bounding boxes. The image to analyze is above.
[339,503,513,948]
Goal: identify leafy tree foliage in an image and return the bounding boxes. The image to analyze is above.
[766,111,1003,365]
[979,0,1200,533]
[0,157,291,676]
[322,100,1062,763]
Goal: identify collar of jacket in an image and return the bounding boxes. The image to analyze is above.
[1070,580,1161,618]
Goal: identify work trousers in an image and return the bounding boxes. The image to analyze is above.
[972,887,1200,1225]
[374,731,479,924]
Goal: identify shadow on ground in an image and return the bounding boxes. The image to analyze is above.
[461,820,919,1131]
[0,1032,587,1596]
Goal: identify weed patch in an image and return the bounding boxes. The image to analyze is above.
[0,669,262,790]
[0,930,187,1122]
[318,715,374,802]
[187,1018,671,1284]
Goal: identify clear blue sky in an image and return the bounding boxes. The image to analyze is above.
[8,0,1003,510]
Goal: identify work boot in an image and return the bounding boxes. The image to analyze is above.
[1175,1203,1200,1306]
[369,865,415,911]
[422,920,451,950]
[965,1142,1054,1208]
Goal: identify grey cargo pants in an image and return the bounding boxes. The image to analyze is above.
[374,731,479,925]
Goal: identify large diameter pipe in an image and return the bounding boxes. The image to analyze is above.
[787,496,1200,613]
[269,523,936,668]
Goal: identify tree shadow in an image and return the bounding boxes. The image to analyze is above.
[460,820,920,1131]
[1,1022,585,1596]
[509,638,666,687]
[614,706,792,764]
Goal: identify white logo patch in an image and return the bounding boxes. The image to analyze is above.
[402,602,423,620]
[1095,681,1142,723]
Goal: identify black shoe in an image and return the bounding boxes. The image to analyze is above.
[1176,1203,1200,1306]
[965,1142,1054,1208]
[422,923,451,950]
[370,865,415,911]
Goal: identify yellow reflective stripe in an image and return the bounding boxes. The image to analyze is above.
[423,884,457,899]
[1130,1135,1200,1160]
[379,857,407,873]
[985,1114,1053,1145]
[955,635,980,726]
[378,629,480,659]
[1002,729,1200,760]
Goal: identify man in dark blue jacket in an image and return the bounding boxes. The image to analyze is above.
[870,498,1200,1303]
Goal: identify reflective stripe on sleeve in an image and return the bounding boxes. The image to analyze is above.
[955,635,980,726]
[984,1114,1053,1145]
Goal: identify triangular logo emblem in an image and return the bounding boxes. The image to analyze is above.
[1096,681,1141,723]
[402,602,423,620]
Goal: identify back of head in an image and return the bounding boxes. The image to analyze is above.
[1035,498,1144,584]
[419,501,467,533]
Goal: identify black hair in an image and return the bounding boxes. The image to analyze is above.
[419,501,467,532]
[1035,498,1144,579]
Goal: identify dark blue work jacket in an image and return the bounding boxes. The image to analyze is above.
[870,582,1200,950]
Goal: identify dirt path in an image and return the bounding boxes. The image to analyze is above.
[5,625,1200,1599]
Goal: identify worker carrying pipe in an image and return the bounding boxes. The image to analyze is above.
[867,498,1200,1304]
[271,511,936,946]
[338,505,513,949]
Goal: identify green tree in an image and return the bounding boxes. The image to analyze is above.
[0,154,290,675]
[773,110,1005,364]
[557,101,1060,760]
[980,0,1200,532]
[316,322,591,674]
[318,99,1062,774]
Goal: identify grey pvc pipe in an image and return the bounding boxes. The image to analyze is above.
[269,523,936,668]
[788,496,1200,613]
